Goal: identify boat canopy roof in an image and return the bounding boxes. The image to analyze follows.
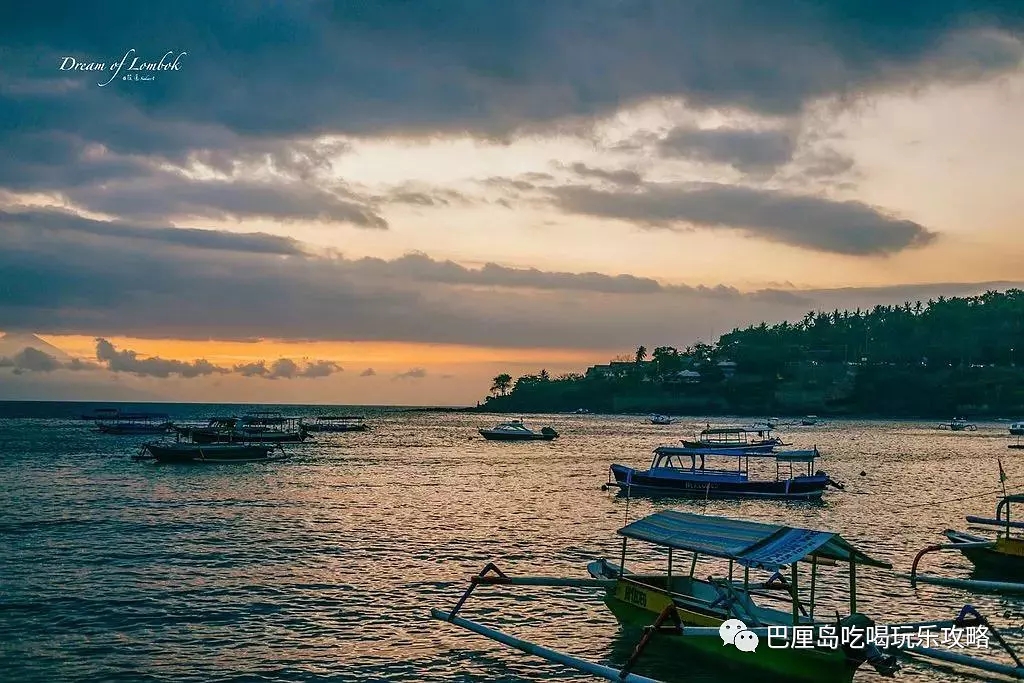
[654,446,816,461]
[700,426,769,435]
[617,510,891,571]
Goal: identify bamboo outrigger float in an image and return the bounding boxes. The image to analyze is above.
[908,493,1024,594]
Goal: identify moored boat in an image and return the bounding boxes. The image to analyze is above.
[180,413,309,443]
[136,441,288,464]
[937,417,976,431]
[909,493,1024,594]
[649,413,674,425]
[302,415,368,432]
[431,510,911,682]
[479,420,558,441]
[606,446,841,500]
[93,412,174,435]
[681,426,783,453]
[1010,421,1024,436]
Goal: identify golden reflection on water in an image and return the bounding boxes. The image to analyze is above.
[1,408,1022,682]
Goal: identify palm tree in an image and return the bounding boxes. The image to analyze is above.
[635,345,648,363]
[539,368,550,381]
[490,373,513,396]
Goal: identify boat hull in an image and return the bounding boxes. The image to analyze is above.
[303,424,367,432]
[1011,428,1024,436]
[588,561,860,683]
[187,429,307,444]
[96,423,173,435]
[609,464,827,500]
[142,443,284,464]
[952,537,1024,577]
[478,430,556,441]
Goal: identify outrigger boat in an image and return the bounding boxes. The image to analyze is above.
[479,420,559,441]
[431,511,921,682]
[937,418,977,432]
[606,446,843,500]
[681,426,784,453]
[134,441,289,464]
[909,493,1024,594]
[93,412,174,435]
[178,413,309,444]
[301,415,368,432]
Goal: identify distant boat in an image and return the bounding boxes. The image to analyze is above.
[649,413,674,425]
[479,420,558,441]
[93,412,174,435]
[180,413,309,443]
[135,442,289,464]
[937,418,977,432]
[681,425,783,453]
[1010,421,1024,436]
[81,407,121,421]
[302,415,368,432]
[801,415,819,426]
[607,446,840,500]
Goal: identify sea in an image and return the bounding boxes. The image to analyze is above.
[1,401,1022,683]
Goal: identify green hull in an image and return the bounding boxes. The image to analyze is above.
[603,595,857,683]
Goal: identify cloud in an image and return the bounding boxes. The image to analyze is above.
[359,367,377,377]
[657,127,796,172]
[395,367,427,380]
[9,347,62,372]
[1,2,1022,219]
[232,358,342,379]
[61,172,388,228]
[0,212,1011,352]
[96,338,228,378]
[551,182,936,255]
[0,208,307,255]
[565,162,643,186]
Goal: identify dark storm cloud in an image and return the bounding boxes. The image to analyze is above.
[1,1,1022,205]
[8,347,62,372]
[658,127,796,172]
[250,358,343,380]
[96,338,228,378]
[61,172,387,227]
[0,208,307,255]
[551,182,936,255]
[0,214,996,352]
[565,163,643,186]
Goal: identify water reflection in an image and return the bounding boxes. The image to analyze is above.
[0,408,1021,682]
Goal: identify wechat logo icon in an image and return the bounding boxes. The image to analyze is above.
[719,618,759,653]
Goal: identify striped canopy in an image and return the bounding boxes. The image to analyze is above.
[618,510,891,571]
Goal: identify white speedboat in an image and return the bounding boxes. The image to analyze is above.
[479,420,558,441]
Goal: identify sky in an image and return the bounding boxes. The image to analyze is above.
[2,1,1024,404]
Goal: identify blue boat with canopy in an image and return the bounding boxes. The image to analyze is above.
[606,445,843,500]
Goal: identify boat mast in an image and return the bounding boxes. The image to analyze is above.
[849,560,857,614]
[791,562,799,625]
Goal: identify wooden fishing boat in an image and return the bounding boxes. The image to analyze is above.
[681,426,783,453]
[93,412,174,435]
[478,420,558,441]
[431,511,916,683]
[606,446,842,500]
[937,418,976,431]
[181,413,309,443]
[302,415,368,432]
[909,494,1024,594]
[136,441,288,464]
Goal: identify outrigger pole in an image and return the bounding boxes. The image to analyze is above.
[430,609,667,683]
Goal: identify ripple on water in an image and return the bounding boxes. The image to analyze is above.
[0,410,1020,682]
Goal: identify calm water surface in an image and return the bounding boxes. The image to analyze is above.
[2,403,1023,682]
